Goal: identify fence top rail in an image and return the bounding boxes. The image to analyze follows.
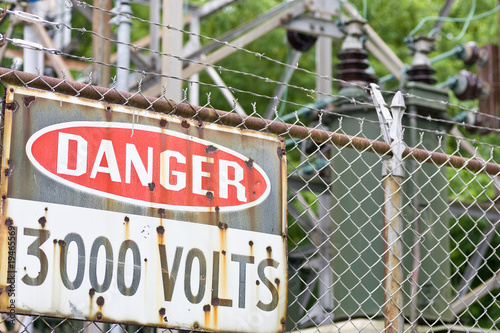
[0,67,499,176]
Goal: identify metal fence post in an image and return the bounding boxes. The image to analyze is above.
[382,160,405,333]
[371,85,406,333]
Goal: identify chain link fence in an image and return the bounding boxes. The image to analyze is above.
[0,0,499,332]
[0,68,498,333]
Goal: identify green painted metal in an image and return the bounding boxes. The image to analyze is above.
[326,83,453,322]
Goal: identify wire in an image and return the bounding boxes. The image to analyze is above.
[408,2,499,39]
[7,24,500,137]
[71,1,500,126]
[3,5,500,136]
[436,0,475,41]
[59,1,500,126]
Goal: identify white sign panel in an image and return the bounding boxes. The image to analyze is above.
[0,87,287,333]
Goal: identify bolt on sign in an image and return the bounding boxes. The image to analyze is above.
[0,87,287,333]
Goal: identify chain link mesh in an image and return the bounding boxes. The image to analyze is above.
[0,0,499,331]
[0,68,498,333]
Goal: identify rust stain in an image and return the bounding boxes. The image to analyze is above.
[38,216,47,229]
[246,163,257,232]
[4,101,18,112]
[96,296,105,311]
[217,222,228,230]
[124,216,130,240]
[207,206,219,227]
[218,221,228,301]
[249,240,254,257]
[157,208,165,244]
[159,307,166,323]
[281,318,286,333]
[52,234,57,308]
[96,312,102,320]
[181,120,190,129]
[4,160,13,177]
[1,195,7,209]
[196,120,204,139]
[211,303,218,328]
[158,208,166,221]
[203,304,210,326]
[266,246,272,259]
[105,105,112,122]
[156,225,165,244]
[205,145,217,154]
[52,233,61,308]
[159,118,168,128]
[4,218,13,227]
[277,147,286,159]
[23,95,35,107]
[89,288,95,314]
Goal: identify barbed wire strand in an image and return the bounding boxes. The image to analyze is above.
[18,2,500,125]
[2,8,500,143]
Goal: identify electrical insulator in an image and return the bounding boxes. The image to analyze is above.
[286,30,317,52]
[449,70,490,101]
[458,41,489,67]
[336,18,378,88]
[336,49,378,87]
[407,65,437,84]
[407,35,437,84]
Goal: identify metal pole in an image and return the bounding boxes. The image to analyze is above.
[23,2,44,74]
[54,0,72,50]
[188,13,200,106]
[150,0,161,72]
[315,0,334,321]
[206,66,246,116]
[116,0,132,92]
[162,0,183,101]
[372,89,406,333]
[382,160,404,333]
[264,50,302,119]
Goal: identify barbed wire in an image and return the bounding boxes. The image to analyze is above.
[2,43,500,156]
[64,1,500,124]
[1,7,500,142]
[4,3,500,130]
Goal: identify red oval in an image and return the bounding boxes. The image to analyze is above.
[26,122,270,211]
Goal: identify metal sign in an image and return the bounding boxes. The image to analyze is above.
[0,87,287,333]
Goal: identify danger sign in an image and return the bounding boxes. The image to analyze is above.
[26,122,271,211]
[0,87,287,333]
